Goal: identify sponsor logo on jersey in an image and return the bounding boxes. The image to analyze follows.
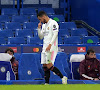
[47,27,49,30]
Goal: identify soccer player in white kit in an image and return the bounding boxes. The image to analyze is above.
[37,11,67,84]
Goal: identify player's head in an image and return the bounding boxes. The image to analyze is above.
[5,48,14,56]
[37,11,48,24]
[87,49,96,58]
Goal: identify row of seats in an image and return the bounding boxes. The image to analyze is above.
[0,22,76,30]
[0,36,99,45]
[1,8,55,16]
[0,15,65,23]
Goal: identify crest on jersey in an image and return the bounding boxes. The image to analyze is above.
[47,27,49,30]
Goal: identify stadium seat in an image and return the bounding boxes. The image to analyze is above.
[8,37,26,45]
[30,15,39,22]
[1,8,18,16]
[0,23,4,30]
[59,22,77,30]
[27,37,42,45]
[0,61,15,80]
[71,28,88,36]
[14,53,21,61]
[12,15,29,23]
[64,36,82,44]
[20,8,36,15]
[0,15,11,23]
[58,37,63,44]
[33,30,38,37]
[23,22,38,30]
[0,30,14,37]
[38,8,55,15]
[5,22,22,30]
[70,54,85,79]
[50,52,68,82]
[18,53,42,80]
[49,15,65,22]
[15,29,33,37]
[58,29,70,37]
[83,36,99,44]
[0,37,6,44]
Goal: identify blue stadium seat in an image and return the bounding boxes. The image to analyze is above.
[12,15,29,23]
[49,15,65,22]
[96,53,100,60]
[0,61,15,80]
[8,37,26,45]
[20,8,36,15]
[14,53,21,61]
[83,36,99,44]
[58,29,70,37]
[0,37,6,44]
[18,53,42,80]
[23,22,38,30]
[5,22,22,30]
[64,36,82,44]
[30,15,39,22]
[38,8,55,15]
[59,22,77,30]
[71,28,88,36]
[50,52,68,82]
[58,37,63,44]
[1,8,18,15]
[0,23,4,30]
[0,30,14,37]
[33,30,38,37]
[0,15,11,23]
[27,37,42,45]
[15,29,33,37]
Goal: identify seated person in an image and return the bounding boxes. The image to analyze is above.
[5,48,18,80]
[79,49,100,80]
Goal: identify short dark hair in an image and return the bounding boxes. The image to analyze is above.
[87,49,95,55]
[37,11,47,17]
[5,48,14,54]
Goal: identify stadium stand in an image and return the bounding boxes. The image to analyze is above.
[30,15,39,22]
[0,37,6,44]
[0,15,11,23]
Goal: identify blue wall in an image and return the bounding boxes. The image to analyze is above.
[70,0,100,31]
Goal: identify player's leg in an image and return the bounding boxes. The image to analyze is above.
[41,52,50,84]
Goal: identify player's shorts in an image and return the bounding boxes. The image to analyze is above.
[41,51,57,65]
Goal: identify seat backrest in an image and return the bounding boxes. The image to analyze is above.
[1,8,18,15]
[64,36,82,44]
[83,36,99,44]
[30,15,39,22]
[0,15,11,23]
[20,8,36,15]
[0,61,15,80]
[0,30,14,37]
[27,37,42,45]
[8,37,26,45]
[14,53,21,61]
[23,22,38,30]
[70,54,85,80]
[38,8,55,15]
[12,15,29,23]
[0,37,6,44]
[59,22,77,30]
[49,15,65,22]
[15,30,33,37]
[5,22,22,30]
[71,28,88,36]
[18,53,42,80]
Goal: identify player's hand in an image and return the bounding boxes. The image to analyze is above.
[94,78,99,80]
[38,21,42,29]
[46,44,51,52]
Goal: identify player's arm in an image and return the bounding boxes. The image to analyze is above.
[38,21,44,39]
[46,23,58,51]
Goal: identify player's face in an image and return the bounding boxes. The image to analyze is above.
[88,52,96,58]
[38,16,47,24]
[7,51,13,56]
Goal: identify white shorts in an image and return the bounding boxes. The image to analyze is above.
[41,51,57,65]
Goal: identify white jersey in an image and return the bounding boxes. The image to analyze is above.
[38,19,59,53]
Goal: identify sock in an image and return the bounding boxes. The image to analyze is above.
[43,67,50,83]
[50,66,63,78]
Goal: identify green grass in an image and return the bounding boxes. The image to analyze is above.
[0,84,100,90]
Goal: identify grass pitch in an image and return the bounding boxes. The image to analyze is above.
[0,84,100,90]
